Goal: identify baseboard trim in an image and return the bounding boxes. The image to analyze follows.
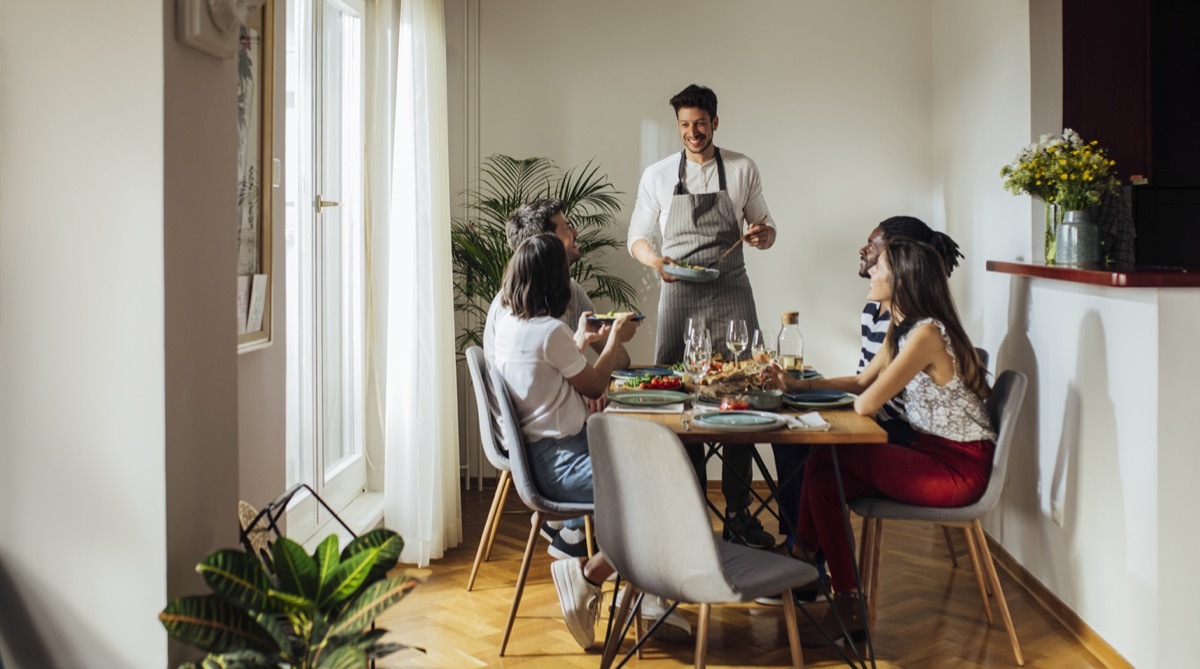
[985,534,1133,669]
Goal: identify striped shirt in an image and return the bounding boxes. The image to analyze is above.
[858,302,912,444]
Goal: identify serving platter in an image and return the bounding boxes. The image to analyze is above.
[612,367,674,380]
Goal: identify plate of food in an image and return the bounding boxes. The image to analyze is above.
[783,390,856,409]
[612,367,674,380]
[618,373,684,391]
[607,389,691,406]
[662,260,720,283]
[587,310,646,325]
[693,410,784,433]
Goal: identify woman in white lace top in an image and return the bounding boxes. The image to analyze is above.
[763,238,995,645]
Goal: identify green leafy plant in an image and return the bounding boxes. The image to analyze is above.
[451,154,637,354]
[160,529,420,669]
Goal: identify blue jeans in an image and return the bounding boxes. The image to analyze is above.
[527,426,592,530]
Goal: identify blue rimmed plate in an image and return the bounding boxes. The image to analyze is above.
[587,313,646,325]
[693,411,784,433]
[662,263,720,283]
[607,390,690,406]
[783,390,856,409]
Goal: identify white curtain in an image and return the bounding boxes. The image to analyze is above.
[368,0,461,566]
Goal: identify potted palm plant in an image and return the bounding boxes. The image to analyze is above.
[451,154,637,354]
[159,529,420,668]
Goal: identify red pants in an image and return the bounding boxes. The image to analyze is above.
[796,432,994,592]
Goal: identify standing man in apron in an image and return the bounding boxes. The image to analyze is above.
[628,84,778,549]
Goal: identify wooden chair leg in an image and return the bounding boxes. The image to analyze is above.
[942,524,960,568]
[961,522,994,625]
[601,583,638,669]
[781,588,806,669]
[584,514,596,558]
[499,510,541,656]
[483,472,512,561]
[972,520,1025,666]
[857,515,874,598]
[467,471,509,591]
[694,603,711,669]
[867,518,884,630]
[632,592,646,659]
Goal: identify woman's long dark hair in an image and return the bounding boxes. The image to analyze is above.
[500,233,571,320]
[883,238,990,399]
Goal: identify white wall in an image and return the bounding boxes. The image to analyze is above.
[934,1,1200,666]
[466,0,935,373]
[0,1,168,666]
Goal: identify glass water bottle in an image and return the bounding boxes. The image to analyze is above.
[777,311,805,375]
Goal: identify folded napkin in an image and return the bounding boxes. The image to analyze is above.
[605,402,685,414]
[783,411,831,431]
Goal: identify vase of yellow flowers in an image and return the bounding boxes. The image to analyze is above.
[1001,129,1118,265]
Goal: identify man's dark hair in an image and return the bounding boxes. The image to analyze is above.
[669,84,718,120]
[878,215,963,276]
[506,198,564,251]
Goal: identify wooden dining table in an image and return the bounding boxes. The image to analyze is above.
[606,387,885,668]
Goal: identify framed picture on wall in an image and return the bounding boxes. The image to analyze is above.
[237,0,274,352]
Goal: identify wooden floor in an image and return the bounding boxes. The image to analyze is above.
[375,483,1109,668]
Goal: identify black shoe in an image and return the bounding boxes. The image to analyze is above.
[722,507,777,549]
[539,521,561,543]
[800,591,867,648]
[548,528,589,559]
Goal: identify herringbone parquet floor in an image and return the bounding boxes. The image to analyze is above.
[375,482,1109,668]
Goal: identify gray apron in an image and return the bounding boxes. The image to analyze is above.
[655,148,761,364]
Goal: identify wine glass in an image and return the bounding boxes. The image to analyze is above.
[683,329,712,428]
[686,316,707,346]
[751,328,776,370]
[726,319,748,367]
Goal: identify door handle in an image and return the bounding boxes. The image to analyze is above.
[315,196,340,213]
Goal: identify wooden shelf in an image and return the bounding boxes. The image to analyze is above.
[986,260,1200,288]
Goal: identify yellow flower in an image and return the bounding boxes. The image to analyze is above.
[1059,173,1068,180]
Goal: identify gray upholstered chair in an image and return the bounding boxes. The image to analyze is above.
[463,346,515,591]
[851,369,1027,666]
[488,364,595,656]
[938,346,993,568]
[588,413,818,669]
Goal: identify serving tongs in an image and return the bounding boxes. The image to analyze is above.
[708,214,768,268]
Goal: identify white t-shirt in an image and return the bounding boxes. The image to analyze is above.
[626,147,775,254]
[482,279,594,364]
[493,312,589,441]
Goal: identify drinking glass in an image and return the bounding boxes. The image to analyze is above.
[726,319,749,366]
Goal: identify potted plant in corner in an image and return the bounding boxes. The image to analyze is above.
[450,154,637,354]
[159,528,420,668]
[1001,128,1118,265]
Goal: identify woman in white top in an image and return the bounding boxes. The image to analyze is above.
[493,234,638,515]
[495,234,682,650]
[764,238,995,645]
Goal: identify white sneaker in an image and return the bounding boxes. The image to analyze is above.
[613,588,692,643]
[550,558,602,650]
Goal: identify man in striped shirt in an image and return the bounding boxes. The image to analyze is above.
[858,216,963,444]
